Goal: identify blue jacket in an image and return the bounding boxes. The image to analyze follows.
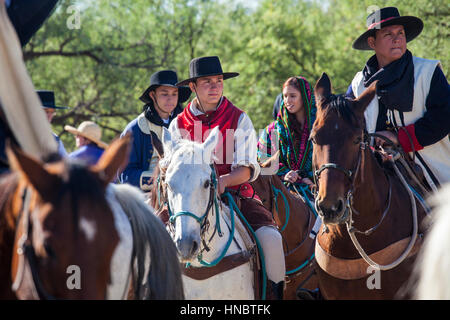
[68,144,104,165]
[119,104,184,190]
[119,117,154,188]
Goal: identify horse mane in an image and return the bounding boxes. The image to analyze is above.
[112,183,184,300]
[159,138,218,170]
[0,173,18,212]
[320,94,361,128]
[414,184,450,299]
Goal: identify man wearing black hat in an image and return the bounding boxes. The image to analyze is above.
[347,6,450,190]
[119,70,191,191]
[169,56,286,299]
[38,90,69,156]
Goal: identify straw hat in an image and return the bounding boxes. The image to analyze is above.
[64,121,108,149]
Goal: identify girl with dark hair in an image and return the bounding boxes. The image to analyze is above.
[258,76,317,192]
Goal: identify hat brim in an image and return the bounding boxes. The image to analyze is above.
[64,125,109,149]
[42,105,70,110]
[176,72,240,87]
[139,84,192,104]
[353,16,424,50]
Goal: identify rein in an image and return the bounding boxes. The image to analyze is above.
[12,187,57,300]
[269,177,318,277]
[314,132,420,271]
[165,164,234,267]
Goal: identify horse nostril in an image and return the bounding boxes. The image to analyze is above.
[332,199,344,213]
[191,240,199,256]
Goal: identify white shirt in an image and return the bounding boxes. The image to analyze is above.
[168,98,261,182]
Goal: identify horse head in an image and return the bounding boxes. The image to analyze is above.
[7,135,131,299]
[311,73,377,225]
[161,126,221,262]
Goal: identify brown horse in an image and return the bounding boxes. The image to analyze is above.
[311,73,427,299]
[0,136,184,300]
[250,169,319,300]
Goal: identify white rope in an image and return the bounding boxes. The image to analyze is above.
[346,159,418,271]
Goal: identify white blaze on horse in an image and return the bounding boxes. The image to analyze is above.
[160,127,257,299]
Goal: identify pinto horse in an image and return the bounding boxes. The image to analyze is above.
[250,169,319,300]
[0,136,183,300]
[311,73,427,299]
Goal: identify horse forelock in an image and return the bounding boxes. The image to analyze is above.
[160,138,217,171]
[317,94,360,129]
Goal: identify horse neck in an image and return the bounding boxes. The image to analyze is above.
[271,176,311,239]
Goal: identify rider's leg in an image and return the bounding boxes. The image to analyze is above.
[255,225,285,299]
[238,197,285,299]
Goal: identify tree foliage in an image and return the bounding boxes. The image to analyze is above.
[25,0,449,151]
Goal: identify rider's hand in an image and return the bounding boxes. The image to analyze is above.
[374,130,398,148]
[284,170,299,184]
[302,178,314,189]
[218,176,227,194]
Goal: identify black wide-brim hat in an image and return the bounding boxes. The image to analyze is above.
[176,56,239,86]
[353,7,423,51]
[139,70,191,104]
[37,90,69,109]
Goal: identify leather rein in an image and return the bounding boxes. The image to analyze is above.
[12,187,57,300]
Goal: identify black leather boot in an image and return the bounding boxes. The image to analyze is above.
[266,280,284,300]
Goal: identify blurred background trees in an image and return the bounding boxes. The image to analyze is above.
[24,0,449,150]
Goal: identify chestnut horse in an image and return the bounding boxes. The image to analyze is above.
[0,137,183,300]
[311,73,427,299]
[250,172,319,300]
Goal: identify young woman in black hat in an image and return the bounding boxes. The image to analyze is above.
[119,70,191,191]
[347,6,450,190]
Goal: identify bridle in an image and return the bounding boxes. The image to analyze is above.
[165,164,225,259]
[12,187,57,300]
[313,130,393,234]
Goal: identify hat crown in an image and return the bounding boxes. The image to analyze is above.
[366,7,400,29]
[189,56,224,79]
[37,90,55,106]
[149,70,179,87]
[77,121,102,140]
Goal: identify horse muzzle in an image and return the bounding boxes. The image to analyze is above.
[315,196,349,225]
[175,234,201,262]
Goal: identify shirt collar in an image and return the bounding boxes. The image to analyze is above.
[189,96,224,116]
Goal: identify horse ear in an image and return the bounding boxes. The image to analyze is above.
[202,126,220,160]
[92,133,132,185]
[314,73,332,106]
[6,141,59,196]
[354,80,378,115]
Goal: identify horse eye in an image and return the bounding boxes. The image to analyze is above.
[204,180,210,188]
[354,137,362,144]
